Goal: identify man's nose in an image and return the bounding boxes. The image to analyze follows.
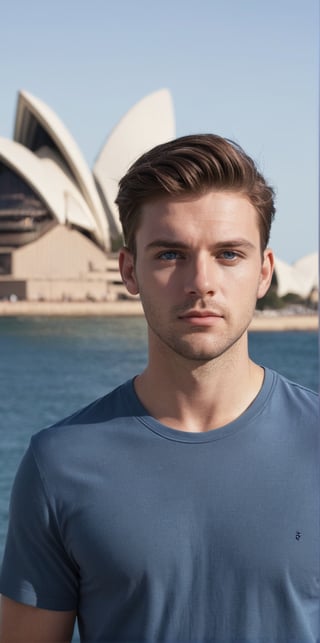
[184,254,216,297]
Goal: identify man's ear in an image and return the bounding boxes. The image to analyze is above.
[257,248,275,300]
[118,247,140,295]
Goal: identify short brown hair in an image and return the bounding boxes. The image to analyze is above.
[115,133,275,253]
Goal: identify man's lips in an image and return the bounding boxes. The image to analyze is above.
[178,310,223,319]
[178,310,224,326]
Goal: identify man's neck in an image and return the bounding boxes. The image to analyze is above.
[134,344,264,433]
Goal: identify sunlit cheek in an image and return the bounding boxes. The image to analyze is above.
[225,270,261,306]
[153,265,180,285]
[231,260,262,283]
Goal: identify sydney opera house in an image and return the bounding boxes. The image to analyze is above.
[0,89,318,304]
[0,88,175,301]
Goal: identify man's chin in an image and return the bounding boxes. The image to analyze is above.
[165,328,248,363]
[168,339,227,363]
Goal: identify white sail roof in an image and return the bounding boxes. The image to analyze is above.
[93,89,175,236]
[0,138,99,236]
[274,254,318,298]
[14,90,110,248]
[2,87,177,248]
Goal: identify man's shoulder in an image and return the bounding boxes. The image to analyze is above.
[272,368,318,400]
[268,368,318,421]
[55,379,134,427]
[31,378,137,454]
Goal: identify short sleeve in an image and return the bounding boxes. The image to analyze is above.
[0,443,79,610]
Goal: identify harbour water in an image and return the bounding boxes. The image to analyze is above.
[0,316,318,640]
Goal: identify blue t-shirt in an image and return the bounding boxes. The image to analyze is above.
[0,368,319,642]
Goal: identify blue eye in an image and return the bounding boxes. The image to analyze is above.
[221,251,238,261]
[159,251,181,260]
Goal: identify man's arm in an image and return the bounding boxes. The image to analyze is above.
[0,596,76,643]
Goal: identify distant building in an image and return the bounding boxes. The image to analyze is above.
[0,89,175,301]
[273,254,318,303]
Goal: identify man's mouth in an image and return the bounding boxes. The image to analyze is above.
[179,310,223,319]
[178,310,224,326]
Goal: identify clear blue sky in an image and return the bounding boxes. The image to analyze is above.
[1,0,318,263]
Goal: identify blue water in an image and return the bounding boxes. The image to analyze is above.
[0,316,318,640]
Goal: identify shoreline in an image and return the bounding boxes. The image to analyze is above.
[0,300,318,331]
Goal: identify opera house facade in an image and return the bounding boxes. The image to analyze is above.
[0,89,318,304]
[0,88,175,301]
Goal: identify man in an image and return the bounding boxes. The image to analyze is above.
[0,134,318,642]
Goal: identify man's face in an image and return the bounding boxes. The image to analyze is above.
[120,190,274,364]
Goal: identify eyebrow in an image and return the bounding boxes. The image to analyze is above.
[146,240,190,251]
[145,238,256,251]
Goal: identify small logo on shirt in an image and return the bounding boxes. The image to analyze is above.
[295,531,302,541]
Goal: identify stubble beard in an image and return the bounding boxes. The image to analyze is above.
[153,325,248,364]
[143,300,251,365]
